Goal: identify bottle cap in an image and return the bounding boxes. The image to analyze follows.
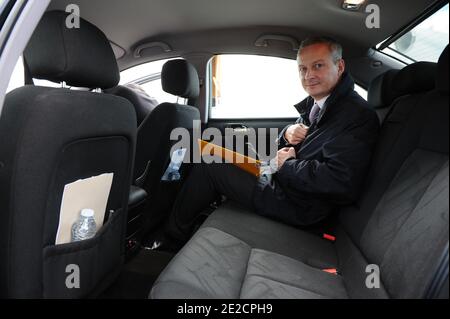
[80,208,95,218]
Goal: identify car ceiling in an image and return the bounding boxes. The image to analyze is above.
[48,0,439,71]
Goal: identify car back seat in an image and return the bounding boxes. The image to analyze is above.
[150,46,449,299]
[368,62,436,123]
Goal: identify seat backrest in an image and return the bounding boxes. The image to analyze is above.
[131,59,200,229]
[0,11,136,298]
[338,46,449,298]
[133,60,200,185]
[106,83,159,127]
[368,62,437,123]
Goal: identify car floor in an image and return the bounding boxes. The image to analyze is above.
[99,249,174,299]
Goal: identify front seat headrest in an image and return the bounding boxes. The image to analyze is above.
[24,11,119,89]
[161,59,200,99]
[436,45,449,94]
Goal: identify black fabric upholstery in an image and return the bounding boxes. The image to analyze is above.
[134,103,200,232]
[0,87,136,298]
[112,60,201,235]
[161,60,200,99]
[129,186,148,208]
[150,47,449,299]
[393,61,437,94]
[368,69,399,109]
[134,103,200,184]
[24,11,119,89]
[339,48,449,298]
[436,45,449,94]
[368,62,437,123]
[0,10,136,298]
[106,85,158,126]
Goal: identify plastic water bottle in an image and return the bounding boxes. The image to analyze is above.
[167,162,181,181]
[71,209,97,242]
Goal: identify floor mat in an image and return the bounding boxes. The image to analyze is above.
[100,249,174,299]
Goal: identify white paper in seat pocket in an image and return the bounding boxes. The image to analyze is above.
[55,173,114,245]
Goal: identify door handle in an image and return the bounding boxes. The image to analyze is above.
[226,123,250,132]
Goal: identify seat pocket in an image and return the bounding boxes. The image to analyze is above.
[42,208,125,298]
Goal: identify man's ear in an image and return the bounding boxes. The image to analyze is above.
[338,59,346,76]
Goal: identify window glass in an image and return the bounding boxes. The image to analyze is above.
[381,4,449,63]
[120,58,180,103]
[208,54,367,119]
[354,84,368,101]
[6,56,24,93]
[209,55,305,119]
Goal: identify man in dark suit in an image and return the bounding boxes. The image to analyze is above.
[163,36,380,244]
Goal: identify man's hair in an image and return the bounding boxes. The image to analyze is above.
[298,36,343,63]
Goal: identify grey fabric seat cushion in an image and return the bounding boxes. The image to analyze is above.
[151,201,344,299]
[151,226,347,299]
[202,201,338,269]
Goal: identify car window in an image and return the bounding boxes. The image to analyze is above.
[6,56,24,93]
[120,58,180,103]
[208,54,367,120]
[7,56,185,100]
[7,56,81,93]
[381,4,449,63]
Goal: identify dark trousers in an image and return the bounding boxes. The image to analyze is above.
[167,162,257,241]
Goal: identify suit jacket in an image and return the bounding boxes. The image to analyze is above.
[252,72,380,226]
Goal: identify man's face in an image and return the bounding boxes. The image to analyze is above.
[297,43,345,100]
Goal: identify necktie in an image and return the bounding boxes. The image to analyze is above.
[309,103,321,124]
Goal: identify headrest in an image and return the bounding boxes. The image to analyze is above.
[393,61,437,94]
[368,69,399,108]
[24,11,119,89]
[161,60,200,99]
[368,61,437,109]
[436,45,449,94]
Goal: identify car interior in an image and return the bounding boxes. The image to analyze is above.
[0,0,448,299]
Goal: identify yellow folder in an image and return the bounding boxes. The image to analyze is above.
[198,139,261,177]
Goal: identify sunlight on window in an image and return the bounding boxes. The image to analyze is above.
[208,55,367,120]
[119,58,179,103]
[209,55,306,119]
[120,58,175,85]
[6,56,24,93]
[382,4,449,63]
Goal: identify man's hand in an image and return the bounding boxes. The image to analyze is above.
[277,147,296,169]
[284,124,309,145]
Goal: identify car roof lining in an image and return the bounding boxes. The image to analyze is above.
[47,0,440,71]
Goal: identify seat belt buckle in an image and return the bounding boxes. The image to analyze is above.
[322,268,340,276]
[323,233,336,242]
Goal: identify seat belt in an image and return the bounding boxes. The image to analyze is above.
[23,57,34,85]
[135,160,151,188]
[424,242,449,299]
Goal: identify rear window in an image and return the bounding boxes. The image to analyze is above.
[381,4,449,63]
[120,58,180,103]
